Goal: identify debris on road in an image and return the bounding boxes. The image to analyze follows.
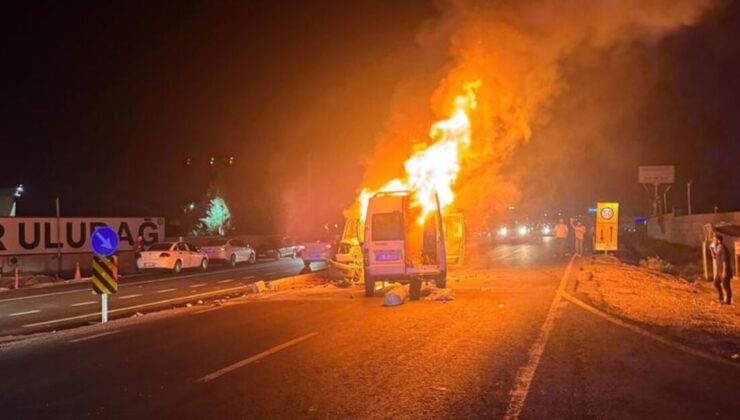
[425,288,455,302]
[383,285,408,306]
[251,280,267,294]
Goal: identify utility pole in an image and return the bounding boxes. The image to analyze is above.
[306,152,313,236]
[687,180,694,215]
[56,197,61,279]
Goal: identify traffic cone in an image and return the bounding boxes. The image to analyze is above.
[13,268,19,290]
[74,263,82,280]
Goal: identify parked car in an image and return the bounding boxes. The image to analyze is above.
[300,241,332,268]
[256,236,303,260]
[136,241,208,273]
[199,238,256,266]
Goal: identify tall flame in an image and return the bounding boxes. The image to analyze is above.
[359,80,480,223]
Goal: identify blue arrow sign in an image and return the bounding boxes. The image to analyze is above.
[91,226,120,257]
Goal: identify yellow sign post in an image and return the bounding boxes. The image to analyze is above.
[92,255,118,323]
[595,202,619,252]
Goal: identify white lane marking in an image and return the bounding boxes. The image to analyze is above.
[192,306,222,315]
[218,279,234,284]
[504,255,575,420]
[242,275,255,280]
[0,289,86,303]
[69,331,119,343]
[0,268,259,304]
[156,288,177,294]
[561,291,740,370]
[9,310,41,317]
[71,301,97,307]
[190,283,207,288]
[118,294,142,300]
[264,272,277,276]
[198,333,318,382]
[22,285,251,328]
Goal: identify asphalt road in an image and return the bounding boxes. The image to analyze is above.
[0,257,318,336]
[1,239,738,419]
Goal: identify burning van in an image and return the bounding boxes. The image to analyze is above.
[362,190,447,299]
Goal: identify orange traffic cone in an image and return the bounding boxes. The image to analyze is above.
[13,267,19,290]
[74,262,82,280]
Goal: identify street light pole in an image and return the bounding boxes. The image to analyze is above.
[663,185,672,214]
[687,180,694,215]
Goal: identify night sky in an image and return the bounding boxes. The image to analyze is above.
[1,1,738,236]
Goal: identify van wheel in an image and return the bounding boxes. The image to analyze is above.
[172,260,182,274]
[229,254,237,267]
[200,259,208,271]
[409,279,422,301]
[364,276,375,297]
[435,271,447,289]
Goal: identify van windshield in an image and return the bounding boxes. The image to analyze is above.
[372,213,404,241]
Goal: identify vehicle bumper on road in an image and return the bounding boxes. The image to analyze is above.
[136,260,173,270]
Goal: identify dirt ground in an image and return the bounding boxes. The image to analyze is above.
[574,255,740,360]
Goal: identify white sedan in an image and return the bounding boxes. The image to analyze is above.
[199,238,256,267]
[137,241,208,273]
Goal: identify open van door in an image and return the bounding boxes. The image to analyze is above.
[444,213,465,266]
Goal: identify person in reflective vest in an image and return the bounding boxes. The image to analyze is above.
[553,219,569,256]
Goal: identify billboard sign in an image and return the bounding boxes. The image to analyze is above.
[0,217,164,256]
[638,165,675,184]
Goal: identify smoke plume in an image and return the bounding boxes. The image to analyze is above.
[356,0,718,223]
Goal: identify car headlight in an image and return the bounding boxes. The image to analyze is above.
[518,226,528,236]
[497,227,508,236]
[542,226,551,235]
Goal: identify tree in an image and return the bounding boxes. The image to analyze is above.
[196,196,232,236]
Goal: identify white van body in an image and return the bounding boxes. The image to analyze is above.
[362,191,447,298]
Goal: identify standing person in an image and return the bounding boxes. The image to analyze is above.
[570,218,586,256]
[553,219,569,256]
[713,234,733,305]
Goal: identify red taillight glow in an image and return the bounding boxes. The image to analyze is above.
[159,252,171,258]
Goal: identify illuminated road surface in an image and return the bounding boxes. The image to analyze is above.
[0,241,738,419]
[0,257,315,336]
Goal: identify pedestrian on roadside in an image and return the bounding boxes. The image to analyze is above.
[570,217,586,257]
[712,234,732,305]
[553,219,569,256]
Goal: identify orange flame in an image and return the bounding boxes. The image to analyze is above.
[359,80,480,223]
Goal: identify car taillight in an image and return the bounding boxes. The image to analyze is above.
[160,252,171,258]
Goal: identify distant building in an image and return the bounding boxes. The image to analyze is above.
[0,187,18,216]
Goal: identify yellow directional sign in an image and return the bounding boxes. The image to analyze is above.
[92,255,118,294]
[595,202,619,252]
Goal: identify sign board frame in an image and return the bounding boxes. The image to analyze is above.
[0,217,164,256]
[638,165,675,184]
